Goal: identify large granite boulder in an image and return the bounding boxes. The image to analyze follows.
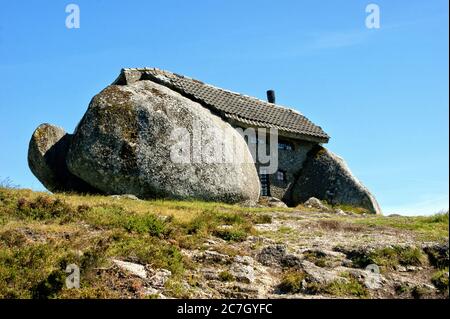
[28,124,98,193]
[65,80,260,204]
[292,146,381,214]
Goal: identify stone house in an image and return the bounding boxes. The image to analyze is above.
[28,67,380,214]
[113,68,330,204]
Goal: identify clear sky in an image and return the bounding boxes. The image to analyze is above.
[0,0,448,215]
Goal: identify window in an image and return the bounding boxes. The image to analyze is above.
[276,170,287,181]
[278,141,293,151]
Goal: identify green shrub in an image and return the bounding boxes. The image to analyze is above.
[123,214,167,236]
[320,277,369,298]
[348,246,426,269]
[278,270,307,294]
[0,244,60,298]
[218,270,235,282]
[15,196,75,221]
[431,268,449,292]
[213,227,248,242]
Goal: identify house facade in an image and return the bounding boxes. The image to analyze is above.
[113,68,330,203]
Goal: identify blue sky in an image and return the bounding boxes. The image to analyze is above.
[0,0,448,215]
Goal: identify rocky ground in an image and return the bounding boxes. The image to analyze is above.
[0,187,448,299]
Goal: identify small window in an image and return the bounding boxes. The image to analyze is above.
[278,141,293,151]
[276,170,287,181]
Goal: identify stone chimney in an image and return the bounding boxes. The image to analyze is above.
[266,90,276,104]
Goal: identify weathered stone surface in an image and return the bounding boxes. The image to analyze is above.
[304,197,330,212]
[267,197,288,208]
[66,81,260,204]
[112,259,147,279]
[147,269,172,288]
[292,146,382,214]
[257,245,287,267]
[28,123,98,193]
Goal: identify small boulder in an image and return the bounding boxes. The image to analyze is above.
[292,146,382,214]
[267,197,288,208]
[28,123,98,193]
[148,268,172,288]
[230,263,255,284]
[257,245,287,267]
[304,197,330,212]
[112,259,147,279]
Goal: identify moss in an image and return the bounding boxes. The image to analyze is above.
[213,227,248,242]
[303,250,330,268]
[278,270,307,294]
[319,277,369,298]
[218,270,235,282]
[349,212,449,241]
[347,246,426,269]
[431,268,449,292]
[302,272,369,298]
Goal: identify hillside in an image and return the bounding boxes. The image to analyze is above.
[0,187,448,299]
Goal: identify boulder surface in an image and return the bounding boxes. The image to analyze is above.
[292,146,381,214]
[66,80,260,204]
[28,123,98,193]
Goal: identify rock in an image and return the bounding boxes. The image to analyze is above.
[256,245,302,268]
[233,255,254,266]
[148,269,171,288]
[110,194,140,200]
[300,260,344,285]
[197,250,230,264]
[396,265,407,272]
[28,123,98,193]
[292,146,382,214]
[66,81,260,204]
[143,287,167,299]
[112,259,147,279]
[257,245,287,266]
[423,242,449,269]
[230,263,255,283]
[334,208,347,216]
[303,197,330,212]
[267,197,288,208]
[281,254,303,269]
[202,268,220,281]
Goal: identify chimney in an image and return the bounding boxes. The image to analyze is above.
[266,90,276,104]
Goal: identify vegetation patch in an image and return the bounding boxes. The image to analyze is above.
[218,270,235,282]
[306,273,369,298]
[344,246,426,269]
[431,268,449,293]
[278,270,307,294]
[303,250,330,268]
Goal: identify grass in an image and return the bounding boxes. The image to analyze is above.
[317,278,369,298]
[347,211,449,241]
[346,246,427,270]
[303,250,330,268]
[218,270,235,282]
[0,187,271,298]
[431,268,449,293]
[278,270,307,294]
[0,187,448,299]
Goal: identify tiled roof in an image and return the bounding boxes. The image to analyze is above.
[113,68,329,143]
